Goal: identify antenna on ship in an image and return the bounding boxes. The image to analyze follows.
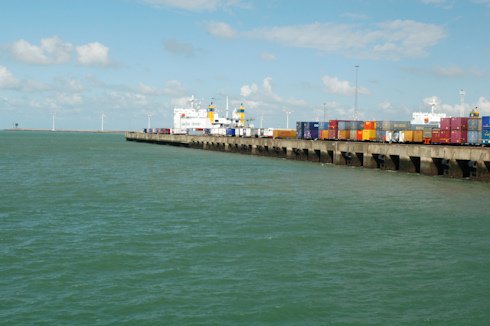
[51,112,56,131]
[459,89,465,117]
[430,97,437,114]
[147,112,152,129]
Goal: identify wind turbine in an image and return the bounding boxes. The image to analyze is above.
[101,113,106,131]
[51,112,56,131]
[147,112,152,129]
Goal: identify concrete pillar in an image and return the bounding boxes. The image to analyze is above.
[286,147,294,159]
[333,150,344,165]
[364,153,378,169]
[420,157,438,176]
[399,155,416,173]
[251,145,258,155]
[448,160,463,179]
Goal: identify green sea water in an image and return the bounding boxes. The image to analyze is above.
[1,131,489,325]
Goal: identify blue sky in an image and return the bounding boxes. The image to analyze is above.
[1,0,490,130]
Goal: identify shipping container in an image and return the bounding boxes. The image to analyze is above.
[422,127,433,138]
[439,130,451,144]
[364,121,376,130]
[362,129,376,141]
[319,122,329,130]
[376,130,386,142]
[328,129,338,139]
[305,129,319,140]
[320,129,329,140]
[482,129,490,144]
[338,129,350,140]
[329,120,339,129]
[450,117,469,131]
[338,121,351,130]
[451,130,468,144]
[482,116,490,129]
[378,120,411,131]
[226,128,235,136]
[468,118,480,131]
[296,122,304,139]
[467,131,481,145]
[403,130,413,142]
[440,118,451,131]
[431,129,441,144]
[349,129,357,140]
[350,120,364,130]
[413,130,423,143]
[273,129,297,139]
[356,130,363,141]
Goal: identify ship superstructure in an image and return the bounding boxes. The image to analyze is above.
[411,98,446,126]
[173,96,247,131]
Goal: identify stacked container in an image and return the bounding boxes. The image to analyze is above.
[467,117,481,145]
[439,117,451,144]
[302,122,319,140]
[450,117,469,144]
[362,121,376,141]
[338,120,350,140]
[482,116,490,144]
[328,120,339,140]
[296,122,304,139]
[319,121,329,140]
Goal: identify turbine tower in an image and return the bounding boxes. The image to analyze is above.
[51,112,56,131]
[147,112,152,129]
[101,113,106,131]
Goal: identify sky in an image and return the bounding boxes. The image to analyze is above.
[1,0,490,130]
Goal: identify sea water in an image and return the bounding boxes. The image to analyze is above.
[1,131,489,325]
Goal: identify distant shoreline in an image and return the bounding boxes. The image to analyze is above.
[3,128,129,134]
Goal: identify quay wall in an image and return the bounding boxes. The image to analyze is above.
[125,132,490,182]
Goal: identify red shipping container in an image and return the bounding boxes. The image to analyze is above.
[451,130,468,144]
[364,121,376,130]
[440,130,451,144]
[329,120,339,129]
[328,129,338,139]
[450,117,469,131]
[440,118,451,131]
[356,130,363,141]
[431,129,441,143]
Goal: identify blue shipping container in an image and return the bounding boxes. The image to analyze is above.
[482,129,490,144]
[226,128,235,136]
[482,116,490,129]
[467,131,481,145]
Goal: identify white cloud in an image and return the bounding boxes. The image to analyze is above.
[163,80,187,96]
[0,65,20,89]
[206,21,236,39]
[240,83,258,97]
[245,20,445,60]
[9,36,72,65]
[260,52,276,61]
[434,65,485,78]
[141,0,242,11]
[164,39,195,57]
[321,75,370,96]
[76,42,111,66]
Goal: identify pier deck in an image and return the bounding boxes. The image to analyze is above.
[125,132,490,182]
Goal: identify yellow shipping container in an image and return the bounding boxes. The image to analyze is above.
[338,130,350,140]
[403,130,413,142]
[362,129,376,141]
[412,130,423,143]
[273,129,297,139]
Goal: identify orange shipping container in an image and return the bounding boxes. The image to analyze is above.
[338,130,350,140]
[320,129,329,140]
[356,130,363,141]
[404,130,413,142]
[273,129,297,139]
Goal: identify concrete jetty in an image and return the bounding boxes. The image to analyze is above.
[125,132,490,182]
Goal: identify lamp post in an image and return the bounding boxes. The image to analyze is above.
[354,65,359,118]
[101,113,106,131]
[284,110,292,129]
[51,112,55,131]
[460,89,465,117]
